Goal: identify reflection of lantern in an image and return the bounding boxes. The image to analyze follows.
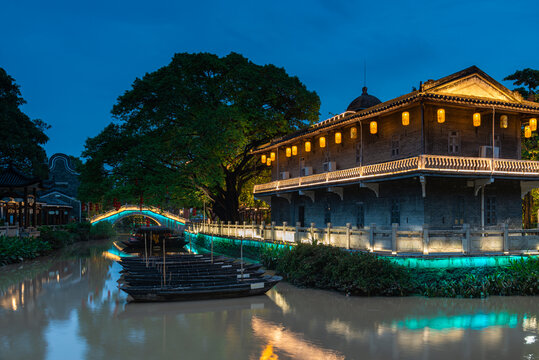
[292,145,297,156]
[402,111,410,126]
[350,126,358,139]
[266,158,272,166]
[335,132,342,144]
[500,115,508,129]
[370,121,377,134]
[473,112,481,127]
[525,125,532,138]
[437,108,445,123]
[270,152,276,161]
[319,136,326,148]
[286,147,292,157]
[305,141,311,152]
[261,154,267,163]
[530,118,537,131]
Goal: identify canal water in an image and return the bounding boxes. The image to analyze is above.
[0,239,538,360]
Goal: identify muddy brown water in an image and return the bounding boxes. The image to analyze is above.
[0,239,538,360]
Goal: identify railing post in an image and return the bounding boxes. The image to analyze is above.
[227,221,231,237]
[283,221,287,242]
[391,223,398,254]
[369,223,375,252]
[346,223,351,249]
[271,221,275,242]
[463,224,471,254]
[252,221,255,240]
[326,222,331,245]
[422,224,429,255]
[243,221,247,239]
[295,222,301,243]
[260,221,265,240]
[235,221,239,238]
[310,223,315,244]
[502,223,509,253]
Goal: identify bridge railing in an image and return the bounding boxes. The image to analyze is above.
[186,221,539,256]
[89,205,187,225]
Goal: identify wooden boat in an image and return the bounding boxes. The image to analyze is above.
[121,276,282,302]
[121,226,187,250]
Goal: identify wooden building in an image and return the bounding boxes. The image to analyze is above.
[0,165,71,233]
[253,66,539,230]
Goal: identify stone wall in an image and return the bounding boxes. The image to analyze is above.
[270,176,523,229]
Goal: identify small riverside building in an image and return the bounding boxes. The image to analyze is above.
[253,66,539,231]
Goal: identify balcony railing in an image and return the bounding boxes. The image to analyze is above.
[253,155,539,194]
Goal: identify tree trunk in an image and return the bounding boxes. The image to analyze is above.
[210,171,241,222]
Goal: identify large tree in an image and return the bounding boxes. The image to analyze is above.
[80,52,320,220]
[505,68,539,227]
[0,68,49,177]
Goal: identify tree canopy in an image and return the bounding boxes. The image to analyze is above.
[80,52,320,220]
[0,68,49,177]
[504,68,539,101]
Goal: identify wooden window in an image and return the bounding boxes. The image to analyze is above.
[390,199,400,225]
[324,201,331,225]
[298,205,305,227]
[391,135,400,157]
[448,131,460,154]
[454,196,465,225]
[485,196,496,225]
[356,202,365,228]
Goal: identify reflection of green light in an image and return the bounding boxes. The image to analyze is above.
[389,255,537,269]
[184,232,293,251]
[392,312,518,331]
[106,247,135,258]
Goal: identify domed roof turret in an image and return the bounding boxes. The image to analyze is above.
[346,87,381,112]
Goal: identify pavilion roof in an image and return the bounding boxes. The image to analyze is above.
[0,165,44,188]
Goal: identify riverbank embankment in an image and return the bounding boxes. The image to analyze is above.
[0,221,115,266]
[187,232,539,298]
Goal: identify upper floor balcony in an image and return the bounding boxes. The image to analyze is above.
[253,154,539,195]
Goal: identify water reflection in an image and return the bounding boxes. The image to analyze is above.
[0,241,537,360]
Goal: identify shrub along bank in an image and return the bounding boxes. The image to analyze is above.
[190,233,539,298]
[0,221,116,266]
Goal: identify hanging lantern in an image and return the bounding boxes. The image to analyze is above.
[530,118,537,132]
[261,154,267,163]
[292,145,298,156]
[370,121,377,134]
[270,152,276,161]
[500,115,508,129]
[266,158,272,166]
[286,147,292,157]
[401,111,410,126]
[305,141,311,152]
[319,136,326,148]
[473,112,481,127]
[437,108,446,123]
[525,125,532,138]
[350,126,358,139]
[335,132,342,144]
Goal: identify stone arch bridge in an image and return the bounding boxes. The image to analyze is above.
[89,205,187,231]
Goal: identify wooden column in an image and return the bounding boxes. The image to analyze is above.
[24,186,29,228]
[32,188,37,227]
[18,203,23,226]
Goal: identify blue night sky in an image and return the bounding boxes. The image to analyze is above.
[2,0,538,158]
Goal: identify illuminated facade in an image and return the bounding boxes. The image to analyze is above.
[253,66,539,229]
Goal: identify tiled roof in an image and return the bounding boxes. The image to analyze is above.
[40,197,72,208]
[0,165,43,187]
[253,66,539,154]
